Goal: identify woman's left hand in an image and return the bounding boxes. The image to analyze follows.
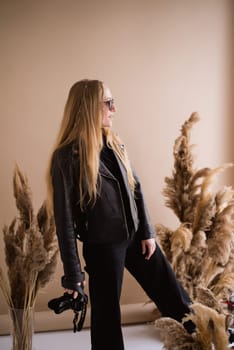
[141,238,156,260]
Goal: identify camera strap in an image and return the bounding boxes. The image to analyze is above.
[73,294,88,332]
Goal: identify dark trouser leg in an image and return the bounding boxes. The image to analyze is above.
[83,241,128,350]
[125,238,195,333]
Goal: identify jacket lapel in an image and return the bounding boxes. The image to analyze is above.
[112,151,131,194]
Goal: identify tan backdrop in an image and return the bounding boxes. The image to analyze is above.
[0,0,233,333]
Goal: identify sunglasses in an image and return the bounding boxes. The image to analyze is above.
[103,98,114,111]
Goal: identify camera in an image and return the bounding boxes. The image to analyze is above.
[48,292,88,332]
[48,292,87,314]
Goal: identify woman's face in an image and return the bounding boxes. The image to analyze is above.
[102,86,116,128]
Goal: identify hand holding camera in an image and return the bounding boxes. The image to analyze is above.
[48,291,88,332]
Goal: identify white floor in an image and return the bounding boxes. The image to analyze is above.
[0,323,164,350]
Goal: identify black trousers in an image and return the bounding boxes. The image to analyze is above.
[83,237,193,350]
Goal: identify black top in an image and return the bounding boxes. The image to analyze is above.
[100,139,135,237]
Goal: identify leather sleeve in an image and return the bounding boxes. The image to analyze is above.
[133,171,156,240]
[51,150,84,291]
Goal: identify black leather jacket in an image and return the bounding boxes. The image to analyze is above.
[51,143,155,291]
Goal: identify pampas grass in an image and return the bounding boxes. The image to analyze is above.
[155,302,229,349]
[156,113,234,299]
[0,165,58,350]
[155,113,234,349]
[155,317,199,350]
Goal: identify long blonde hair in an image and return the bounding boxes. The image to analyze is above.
[47,79,135,211]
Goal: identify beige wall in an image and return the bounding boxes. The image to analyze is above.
[0,0,233,330]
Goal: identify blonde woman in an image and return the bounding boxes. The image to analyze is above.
[47,79,194,350]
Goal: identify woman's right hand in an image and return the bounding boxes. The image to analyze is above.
[64,289,79,299]
[64,281,86,299]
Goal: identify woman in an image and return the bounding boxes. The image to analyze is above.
[47,79,194,350]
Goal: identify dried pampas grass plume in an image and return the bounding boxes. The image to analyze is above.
[184,303,229,350]
[0,165,58,310]
[195,287,223,313]
[155,317,199,350]
[192,164,233,236]
[170,224,192,270]
[163,112,199,223]
[155,302,229,350]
